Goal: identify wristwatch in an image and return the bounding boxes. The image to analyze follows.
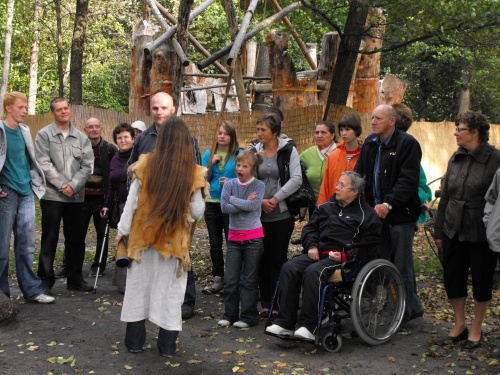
[383,202,392,211]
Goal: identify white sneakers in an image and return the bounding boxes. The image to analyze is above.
[265,324,294,337]
[218,319,231,327]
[233,321,249,328]
[31,293,55,304]
[218,320,250,328]
[294,327,315,340]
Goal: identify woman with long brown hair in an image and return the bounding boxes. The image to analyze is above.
[115,117,208,358]
[202,121,241,294]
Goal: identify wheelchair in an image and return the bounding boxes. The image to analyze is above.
[265,243,406,352]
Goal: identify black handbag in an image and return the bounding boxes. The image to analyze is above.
[108,197,120,229]
[285,161,316,219]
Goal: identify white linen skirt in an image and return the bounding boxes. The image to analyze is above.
[120,247,188,331]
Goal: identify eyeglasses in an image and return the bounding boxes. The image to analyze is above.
[335,181,353,190]
[86,126,102,130]
[455,127,469,132]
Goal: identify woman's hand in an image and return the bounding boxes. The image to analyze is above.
[247,191,257,200]
[219,177,228,187]
[115,235,123,248]
[308,247,319,261]
[329,251,342,262]
[262,198,277,214]
[212,154,222,165]
[100,207,109,218]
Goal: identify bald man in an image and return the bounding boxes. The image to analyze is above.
[128,92,201,319]
[354,104,423,328]
[80,117,117,276]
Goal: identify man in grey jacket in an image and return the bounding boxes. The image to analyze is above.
[35,97,93,293]
[0,92,54,303]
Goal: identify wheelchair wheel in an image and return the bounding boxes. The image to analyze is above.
[350,259,405,346]
[320,331,342,353]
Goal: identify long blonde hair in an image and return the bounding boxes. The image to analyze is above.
[145,117,195,235]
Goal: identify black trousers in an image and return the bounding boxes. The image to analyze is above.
[37,200,86,288]
[125,320,178,356]
[81,195,109,271]
[259,217,295,309]
[204,202,229,277]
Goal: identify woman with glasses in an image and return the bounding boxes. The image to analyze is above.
[435,111,500,349]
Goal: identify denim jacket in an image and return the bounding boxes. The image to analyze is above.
[0,122,46,199]
[35,121,93,202]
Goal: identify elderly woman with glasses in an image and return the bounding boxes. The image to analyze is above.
[434,111,500,349]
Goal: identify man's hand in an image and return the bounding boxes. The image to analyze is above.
[374,203,389,219]
[100,207,109,218]
[308,247,319,261]
[61,184,74,197]
[262,198,278,214]
[328,251,342,262]
[0,191,7,198]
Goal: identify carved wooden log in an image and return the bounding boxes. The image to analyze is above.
[129,20,154,117]
[268,0,317,70]
[317,32,340,107]
[150,42,177,97]
[379,73,407,105]
[352,8,385,113]
[246,41,257,76]
[265,29,318,112]
[346,39,364,108]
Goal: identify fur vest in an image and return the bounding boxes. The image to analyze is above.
[127,154,209,277]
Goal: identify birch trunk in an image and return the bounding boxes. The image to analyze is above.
[0,0,15,115]
[28,0,42,115]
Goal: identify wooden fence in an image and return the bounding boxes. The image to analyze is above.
[24,104,499,196]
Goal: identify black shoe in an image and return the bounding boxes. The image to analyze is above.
[464,331,483,350]
[410,309,424,320]
[127,348,143,354]
[67,281,93,292]
[438,327,468,346]
[91,269,104,277]
[181,307,194,320]
[54,267,66,279]
[42,285,52,295]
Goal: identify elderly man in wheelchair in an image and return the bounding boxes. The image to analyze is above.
[265,171,406,351]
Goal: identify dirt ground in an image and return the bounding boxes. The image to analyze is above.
[1,228,499,375]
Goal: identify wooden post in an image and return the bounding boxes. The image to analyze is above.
[268,0,317,70]
[226,0,258,66]
[265,29,318,112]
[220,0,249,112]
[352,8,385,113]
[246,41,257,76]
[379,73,407,105]
[129,20,155,118]
[317,32,340,107]
[153,1,227,74]
[150,42,177,97]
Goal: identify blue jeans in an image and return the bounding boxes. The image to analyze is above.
[0,185,42,299]
[223,238,263,326]
[378,221,422,320]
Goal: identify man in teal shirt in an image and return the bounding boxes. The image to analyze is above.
[0,92,54,304]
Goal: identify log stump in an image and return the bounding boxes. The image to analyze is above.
[265,29,318,112]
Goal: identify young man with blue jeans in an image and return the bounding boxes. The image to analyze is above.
[0,92,54,304]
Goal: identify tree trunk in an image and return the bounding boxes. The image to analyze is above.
[28,0,42,115]
[323,0,369,120]
[458,58,471,114]
[172,0,194,109]
[0,0,15,115]
[265,29,318,112]
[69,0,89,105]
[129,20,154,118]
[220,0,249,112]
[55,0,64,97]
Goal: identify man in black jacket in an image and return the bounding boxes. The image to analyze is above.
[354,104,423,326]
[265,172,381,340]
[82,117,117,276]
